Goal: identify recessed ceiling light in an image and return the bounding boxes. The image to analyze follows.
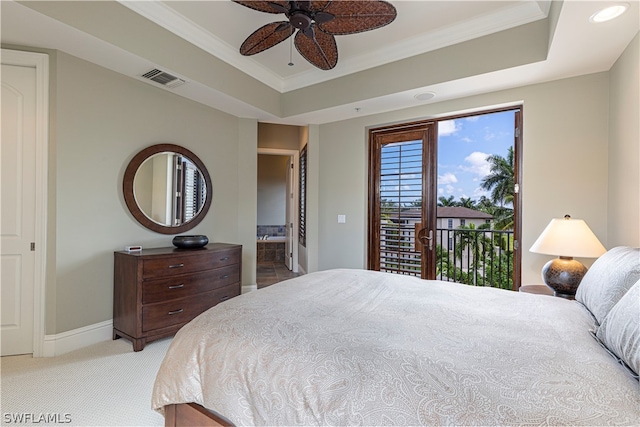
[589,4,629,23]
[414,92,436,101]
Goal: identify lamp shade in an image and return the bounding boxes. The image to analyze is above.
[529,215,606,258]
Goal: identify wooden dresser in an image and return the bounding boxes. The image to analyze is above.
[113,243,242,351]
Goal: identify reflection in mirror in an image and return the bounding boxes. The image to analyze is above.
[133,153,207,227]
[123,144,212,234]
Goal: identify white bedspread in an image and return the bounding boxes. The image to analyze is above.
[152,269,640,425]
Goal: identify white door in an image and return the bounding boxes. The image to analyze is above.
[284,157,294,271]
[1,62,38,356]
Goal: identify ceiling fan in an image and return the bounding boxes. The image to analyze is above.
[232,0,397,70]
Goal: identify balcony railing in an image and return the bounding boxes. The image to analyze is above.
[379,225,515,290]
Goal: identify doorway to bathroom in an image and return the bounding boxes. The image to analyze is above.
[257,148,300,287]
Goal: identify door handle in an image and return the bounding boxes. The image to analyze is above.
[418,229,433,251]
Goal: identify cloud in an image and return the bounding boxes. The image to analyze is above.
[438,172,458,185]
[483,128,496,141]
[400,173,419,180]
[462,151,491,178]
[438,120,459,137]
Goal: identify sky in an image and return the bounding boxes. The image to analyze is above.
[437,110,515,203]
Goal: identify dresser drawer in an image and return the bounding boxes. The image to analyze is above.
[142,265,240,304]
[142,284,240,332]
[142,249,240,279]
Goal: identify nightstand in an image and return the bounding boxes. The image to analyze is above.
[519,284,555,297]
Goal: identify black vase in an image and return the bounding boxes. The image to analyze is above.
[172,235,209,249]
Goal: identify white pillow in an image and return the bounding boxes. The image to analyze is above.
[575,246,640,324]
[596,279,640,377]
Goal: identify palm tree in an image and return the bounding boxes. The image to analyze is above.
[491,206,515,230]
[459,197,476,209]
[480,147,514,208]
[480,147,514,230]
[455,224,492,265]
[475,196,494,213]
[438,195,457,207]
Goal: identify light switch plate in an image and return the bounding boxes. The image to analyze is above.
[337,214,346,223]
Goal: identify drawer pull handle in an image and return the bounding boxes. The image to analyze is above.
[167,309,184,315]
[219,295,230,302]
[219,257,230,261]
[168,284,184,289]
[168,263,184,269]
[220,274,230,279]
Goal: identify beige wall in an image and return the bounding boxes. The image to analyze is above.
[258,123,304,150]
[237,118,259,288]
[608,33,640,247]
[313,72,613,285]
[257,154,288,226]
[51,51,249,334]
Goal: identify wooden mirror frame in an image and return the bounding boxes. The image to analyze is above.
[123,144,212,234]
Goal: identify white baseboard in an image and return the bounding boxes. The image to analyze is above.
[242,283,258,293]
[42,320,113,357]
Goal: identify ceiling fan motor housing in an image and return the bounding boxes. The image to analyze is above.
[290,11,312,30]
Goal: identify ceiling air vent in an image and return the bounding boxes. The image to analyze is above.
[141,69,185,89]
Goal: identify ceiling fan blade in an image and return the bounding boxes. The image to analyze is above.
[240,22,294,56]
[232,0,290,14]
[295,26,338,70]
[313,11,334,24]
[297,1,311,11]
[267,1,289,14]
[318,0,396,35]
[308,1,331,13]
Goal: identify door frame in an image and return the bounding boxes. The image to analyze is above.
[257,148,299,273]
[2,49,49,357]
[367,122,437,279]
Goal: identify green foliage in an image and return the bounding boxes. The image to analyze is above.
[433,226,514,290]
[480,146,514,208]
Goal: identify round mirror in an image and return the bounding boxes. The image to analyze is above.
[123,144,212,234]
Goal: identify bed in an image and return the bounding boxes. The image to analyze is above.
[152,247,640,426]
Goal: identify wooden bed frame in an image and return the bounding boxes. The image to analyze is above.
[164,403,232,427]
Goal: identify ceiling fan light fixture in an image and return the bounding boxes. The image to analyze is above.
[589,4,629,23]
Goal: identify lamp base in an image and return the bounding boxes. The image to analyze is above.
[541,257,587,299]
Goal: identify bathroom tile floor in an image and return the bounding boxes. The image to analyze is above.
[257,262,301,289]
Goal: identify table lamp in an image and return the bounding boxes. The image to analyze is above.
[529,215,606,298]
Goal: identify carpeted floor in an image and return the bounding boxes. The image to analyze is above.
[1,337,171,426]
